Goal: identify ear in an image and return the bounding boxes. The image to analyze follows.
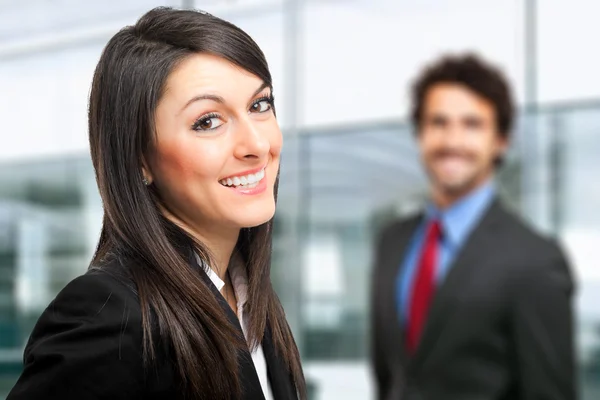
[496,133,509,158]
[141,156,153,185]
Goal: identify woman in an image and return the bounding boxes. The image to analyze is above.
[7,7,305,400]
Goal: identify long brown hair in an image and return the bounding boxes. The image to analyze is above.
[88,7,305,399]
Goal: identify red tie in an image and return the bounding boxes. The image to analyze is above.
[406,219,441,354]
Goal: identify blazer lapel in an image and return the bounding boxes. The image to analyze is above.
[379,215,423,368]
[190,250,266,400]
[410,198,503,370]
[262,324,298,399]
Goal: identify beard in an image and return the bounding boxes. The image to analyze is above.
[432,170,479,195]
[425,151,485,198]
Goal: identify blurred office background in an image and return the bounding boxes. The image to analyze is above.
[1,0,600,398]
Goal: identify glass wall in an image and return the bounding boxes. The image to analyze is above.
[0,156,97,394]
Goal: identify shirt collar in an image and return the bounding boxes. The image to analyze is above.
[195,253,225,291]
[194,252,248,308]
[425,179,496,247]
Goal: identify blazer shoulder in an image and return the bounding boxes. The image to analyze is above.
[48,267,140,323]
[376,213,422,244]
[497,205,566,260]
[494,204,574,288]
[7,266,146,400]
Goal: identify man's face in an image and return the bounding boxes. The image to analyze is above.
[418,83,508,198]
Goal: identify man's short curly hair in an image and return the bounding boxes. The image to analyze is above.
[411,53,515,139]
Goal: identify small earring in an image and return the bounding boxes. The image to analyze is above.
[142,177,150,186]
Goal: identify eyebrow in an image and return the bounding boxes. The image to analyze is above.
[180,82,271,113]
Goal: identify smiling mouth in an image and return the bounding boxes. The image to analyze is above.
[219,168,265,189]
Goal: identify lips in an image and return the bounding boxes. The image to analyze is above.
[437,156,468,166]
[219,168,265,188]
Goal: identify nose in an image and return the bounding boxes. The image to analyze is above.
[441,123,465,148]
[233,116,270,161]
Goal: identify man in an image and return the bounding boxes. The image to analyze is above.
[370,54,576,400]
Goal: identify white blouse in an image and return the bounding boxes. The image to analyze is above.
[197,254,273,400]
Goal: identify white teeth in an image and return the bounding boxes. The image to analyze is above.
[220,169,265,187]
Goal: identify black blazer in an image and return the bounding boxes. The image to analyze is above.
[370,198,577,400]
[7,251,299,400]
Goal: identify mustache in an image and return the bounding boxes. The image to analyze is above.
[430,149,475,160]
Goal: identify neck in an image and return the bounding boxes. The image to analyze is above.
[161,209,239,281]
[193,227,239,281]
[431,189,464,209]
[431,175,493,209]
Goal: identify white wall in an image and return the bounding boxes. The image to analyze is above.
[538,0,600,102]
[302,0,524,126]
[0,45,102,161]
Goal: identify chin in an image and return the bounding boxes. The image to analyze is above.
[231,204,276,228]
[438,177,477,196]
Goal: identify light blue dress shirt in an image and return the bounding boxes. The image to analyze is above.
[397,180,496,325]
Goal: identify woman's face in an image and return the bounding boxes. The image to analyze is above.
[146,53,282,233]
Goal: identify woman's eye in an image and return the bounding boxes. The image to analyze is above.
[193,116,223,131]
[250,99,272,113]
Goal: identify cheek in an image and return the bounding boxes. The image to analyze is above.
[419,134,441,157]
[267,122,283,157]
[153,139,223,187]
[471,137,501,160]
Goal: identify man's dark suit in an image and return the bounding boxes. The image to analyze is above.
[370,198,576,400]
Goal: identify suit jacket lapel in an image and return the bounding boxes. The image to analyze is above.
[190,249,266,400]
[379,215,423,369]
[262,324,298,399]
[410,198,503,370]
